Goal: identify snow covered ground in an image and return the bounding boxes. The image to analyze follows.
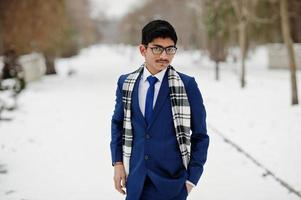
[0,44,301,200]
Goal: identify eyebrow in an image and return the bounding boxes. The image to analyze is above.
[151,44,176,48]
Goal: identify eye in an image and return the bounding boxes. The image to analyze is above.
[166,47,173,52]
[166,47,176,54]
[153,47,162,52]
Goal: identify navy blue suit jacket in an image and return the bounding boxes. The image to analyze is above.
[111,68,209,199]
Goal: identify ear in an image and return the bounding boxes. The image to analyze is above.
[139,44,146,57]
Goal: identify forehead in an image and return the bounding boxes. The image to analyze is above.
[149,37,175,46]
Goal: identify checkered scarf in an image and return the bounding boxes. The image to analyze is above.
[122,64,191,176]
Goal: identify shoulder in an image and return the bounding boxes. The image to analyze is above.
[117,66,145,85]
[176,71,196,89]
[176,70,204,102]
[117,74,129,85]
[116,69,138,86]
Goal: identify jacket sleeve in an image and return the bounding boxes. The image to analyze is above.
[110,75,124,166]
[186,77,209,186]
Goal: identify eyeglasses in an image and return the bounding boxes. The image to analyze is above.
[145,45,177,55]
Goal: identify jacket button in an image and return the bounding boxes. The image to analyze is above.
[144,155,149,160]
[146,134,150,139]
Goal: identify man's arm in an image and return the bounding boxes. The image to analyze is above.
[114,162,126,195]
[186,77,210,186]
[110,75,124,165]
[111,75,127,195]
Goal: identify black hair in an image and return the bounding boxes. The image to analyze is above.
[141,20,177,45]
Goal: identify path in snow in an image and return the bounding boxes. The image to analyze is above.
[0,44,300,200]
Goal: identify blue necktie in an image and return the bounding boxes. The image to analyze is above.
[145,75,158,125]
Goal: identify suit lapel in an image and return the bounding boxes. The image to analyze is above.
[132,71,147,128]
[147,69,169,130]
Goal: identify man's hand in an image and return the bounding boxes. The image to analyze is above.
[113,162,126,195]
[186,183,193,195]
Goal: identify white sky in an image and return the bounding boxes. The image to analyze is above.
[89,0,143,19]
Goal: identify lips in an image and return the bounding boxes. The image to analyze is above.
[156,60,169,64]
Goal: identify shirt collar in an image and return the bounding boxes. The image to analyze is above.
[141,64,168,83]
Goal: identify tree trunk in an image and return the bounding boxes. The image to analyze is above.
[239,21,247,88]
[215,61,220,81]
[45,54,57,75]
[280,0,299,105]
[0,11,3,54]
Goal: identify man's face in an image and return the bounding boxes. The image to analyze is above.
[139,37,176,74]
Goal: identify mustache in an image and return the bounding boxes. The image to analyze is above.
[156,59,169,63]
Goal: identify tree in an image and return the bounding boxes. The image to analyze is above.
[65,0,99,50]
[289,0,301,43]
[230,0,253,88]
[0,6,3,54]
[119,0,206,49]
[280,0,299,105]
[202,0,234,81]
[229,0,279,88]
[0,0,77,74]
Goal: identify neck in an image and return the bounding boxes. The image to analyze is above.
[145,65,161,75]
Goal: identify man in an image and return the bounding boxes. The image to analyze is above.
[110,20,209,200]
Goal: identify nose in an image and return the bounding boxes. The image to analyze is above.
[160,50,169,59]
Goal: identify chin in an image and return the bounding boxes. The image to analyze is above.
[157,64,169,70]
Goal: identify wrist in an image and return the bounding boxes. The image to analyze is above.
[113,161,123,166]
[186,180,196,187]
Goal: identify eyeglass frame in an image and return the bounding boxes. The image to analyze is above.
[144,44,178,55]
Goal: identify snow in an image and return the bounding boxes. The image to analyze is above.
[0,44,301,200]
